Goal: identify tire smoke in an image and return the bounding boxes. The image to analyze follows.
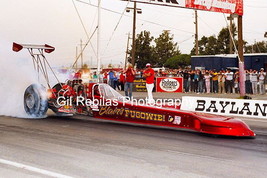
[0,43,73,118]
[0,45,38,118]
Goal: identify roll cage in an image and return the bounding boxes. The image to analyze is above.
[92,83,124,100]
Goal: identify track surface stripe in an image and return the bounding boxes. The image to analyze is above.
[0,158,72,178]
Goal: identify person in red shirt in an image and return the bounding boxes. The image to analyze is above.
[143,63,155,104]
[124,63,135,99]
[118,71,125,91]
[103,71,108,84]
[74,70,82,79]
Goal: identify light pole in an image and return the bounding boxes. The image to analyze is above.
[237,15,245,97]
[194,10,199,56]
[125,32,131,69]
[227,14,234,54]
[126,2,142,66]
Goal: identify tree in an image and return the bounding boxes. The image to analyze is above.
[191,36,219,55]
[129,30,154,68]
[82,63,89,69]
[244,41,267,53]
[153,30,181,67]
[164,54,191,69]
[217,25,237,54]
[191,24,237,55]
[108,63,113,68]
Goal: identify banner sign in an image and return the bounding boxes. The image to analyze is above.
[186,0,243,16]
[130,0,185,7]
[133,78,147,92]
[156,77,183,92]
[181,96,267,119]
[128,0,243,15]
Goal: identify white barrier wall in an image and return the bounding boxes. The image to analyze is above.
[181,96,267,119]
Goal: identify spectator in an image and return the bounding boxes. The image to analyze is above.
[124,63,135,98]
[218,71,225,94]
[258,68,266,94]
[157,69,166,77]
[113,71,119,90]
[108,70,116,89]
[212,70,219,93]
[74,69,82,79]
[234,71,239,93]
[103,71,108,84]
[183,70,190,93]
[198,70,204,93]
[143,63,155,103]
[92,71,98,79]
[225,69,234,93]
[118,71,125,91]
[194,70,200,93]
[99,71,104,83]
[190,70,195,92]
[245,70,252,94]
[250,70,258,94]
[204,72,211,93]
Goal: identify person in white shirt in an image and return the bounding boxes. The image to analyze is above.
[258,68,266,95]
[250,70,258,94]
[225,69,234,93]
[204,72,212,93]
[218,71,225,94]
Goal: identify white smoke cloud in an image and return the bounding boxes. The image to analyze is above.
[0,41,76,118]
[0,42,39,118]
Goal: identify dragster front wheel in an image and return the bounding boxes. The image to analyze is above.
[24,84,48,118]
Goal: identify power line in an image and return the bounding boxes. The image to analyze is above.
[72,0,97,59]
[103,1,130,55]
[75,0,194,34]
[178,35,194,44]
[198,16,218,34]
[72,27,98,68]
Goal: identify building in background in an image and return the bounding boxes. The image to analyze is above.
[191,54,267,71]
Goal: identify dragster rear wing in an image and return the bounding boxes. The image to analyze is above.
[12,42,55,53]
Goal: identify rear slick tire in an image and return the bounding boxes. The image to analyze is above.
[24,84,48,118]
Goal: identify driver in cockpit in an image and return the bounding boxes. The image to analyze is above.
[94,85,100,96]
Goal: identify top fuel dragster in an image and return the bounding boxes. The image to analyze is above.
[12,42,255,137]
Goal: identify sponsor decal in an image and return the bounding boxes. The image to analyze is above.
[98,106,166,122]
[173,116,182,125]
[168,115,174,122]
[181,96,267,119]
[156,77,183,92]
[160,78,179,92]
[90,105,99,111]
[168,115,182,124]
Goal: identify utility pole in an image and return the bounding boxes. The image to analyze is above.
[238,15,245,97]
[227,15,234,54]
[97,0,101,82]
[132,2,137,66]
[194,10,199,55]
[125,33,131,69]
[126,2,142,66]
[80,39,83,68]
[75,46,78,69]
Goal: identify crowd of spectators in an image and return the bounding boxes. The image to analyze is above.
[154,68,267,95]
[100,67,267,95]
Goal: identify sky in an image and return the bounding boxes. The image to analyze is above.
[0,0,266,68]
